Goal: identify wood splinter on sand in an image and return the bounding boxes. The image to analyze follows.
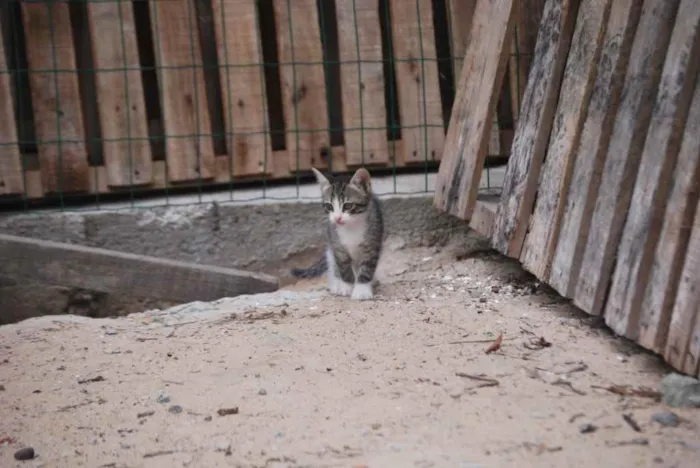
[0,234,279,304]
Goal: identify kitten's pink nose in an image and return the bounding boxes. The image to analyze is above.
[333,214,344,224]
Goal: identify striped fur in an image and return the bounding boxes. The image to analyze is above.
[291,167,384,300]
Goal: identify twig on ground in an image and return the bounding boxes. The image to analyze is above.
[605,438,648,447]
[622,413,642,432]
[591,385,661,401]
[143,450,176,458]
[455,372,499,388]
[551,378,587,396]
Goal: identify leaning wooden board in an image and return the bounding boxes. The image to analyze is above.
[87,0,153,188]
[0,28,24,195]
[520,0,612,280]
[0,234,278,303]
[389,0,445,164]
[639,71,700,355]
[211,0,273,177]
[549,0,644,297]
[664,199,700,376]
[336,0,389,166]
[605,0,700,338]
[433,0,517,220]
[574,0,681,315]
[150,0,216,182]
[491,0,579,257]
[21,2,90,194]
[273,0,330,172]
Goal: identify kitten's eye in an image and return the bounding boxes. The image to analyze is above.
[342,203,354,212]
[323,203,333,212]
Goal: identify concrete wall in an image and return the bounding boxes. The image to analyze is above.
[0,197,471,324]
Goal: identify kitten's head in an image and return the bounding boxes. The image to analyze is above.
[311,167,373,226]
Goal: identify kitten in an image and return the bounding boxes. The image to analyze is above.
[291,167,384,300]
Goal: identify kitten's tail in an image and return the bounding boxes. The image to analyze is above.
[290,253,327,279]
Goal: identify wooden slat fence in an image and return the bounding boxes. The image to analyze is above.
[0,0,535,202]
[434,0,700,378]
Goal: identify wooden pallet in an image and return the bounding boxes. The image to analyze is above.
[434,0,700,378]
[0,0,529,201]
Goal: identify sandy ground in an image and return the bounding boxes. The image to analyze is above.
[1,235,700,468]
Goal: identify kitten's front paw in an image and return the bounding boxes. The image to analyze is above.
[330,279,353,297]
[351,283,374,301]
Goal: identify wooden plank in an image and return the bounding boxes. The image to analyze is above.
[433,0,517,219]
[273,0,330,172]
[491,0,579,257]
[21,2,90,194]
[605,0,700,338]
[639,71,700,354]
[549,0,643,297]
[389,0,445,163]
[664,200,700,374]
[508,0,547,120]
[520,0,612,280]
[150,0,215,182]
[0,233,278,303]
[211,0,273,177]
[87,0,152,188]
[0,28,24,195]
[574,0,682,315]
[336,0,389,166]
[447,0,501,158]
[470,197,499,239]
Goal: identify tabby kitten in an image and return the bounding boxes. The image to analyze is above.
[291,167,384,300]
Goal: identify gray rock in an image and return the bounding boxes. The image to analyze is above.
[168,405,183,414]
[156,392,170,404]
[651,411,680,427]
[579,423,597,434]
[660,373,700,408]
[14,447,35,460]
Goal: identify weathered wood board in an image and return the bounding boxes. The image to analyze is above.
[433,0,517,219]
[574,0,681,315]
[447,0,501,158]
[0,29,24,195]
[212,0,273,177]
[520,0,612,280]
[491,0,579,257]
[87,0,153,187]
[549,0,644,297]
[273,0,330,172]
[664,199,700,375]
[639,71,700,354]
[336,0,389,166]
[389,0,445,164]
[0,234,279,303]
[150,0,215,182]
[21,2,90,194]
[605,0,700,338]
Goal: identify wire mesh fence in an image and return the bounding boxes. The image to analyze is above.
[0,0,534,214]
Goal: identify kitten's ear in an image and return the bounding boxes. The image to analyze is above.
[311,167,330,190]
[350,167,372,193]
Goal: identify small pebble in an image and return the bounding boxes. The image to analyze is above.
[104,327,118,335]
[168,405,183,414]
[204,416,212,422]
[14,447,35,460]
[156,392,170,404]
[651,411,680,427]
[357,353,368,362]
[479,297,488,303]
[215,440,232,456]
[371,423,382,430]
[0,384,5,391]
[491,285,501,293]
[258,389,267,396]
[579,423,597,434]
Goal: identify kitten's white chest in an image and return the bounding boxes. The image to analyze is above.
[336,223,365,259]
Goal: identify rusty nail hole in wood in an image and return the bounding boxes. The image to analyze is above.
[310,157,315,165]
[431,150,436,159]
[369,153,374,159]
[237,99,245,108]
[0,181,5,188]
[412,151,417,157]
[319,147,329,160]
[360,82,365,91]
[134,170,140,177]
[132,105,137,111]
